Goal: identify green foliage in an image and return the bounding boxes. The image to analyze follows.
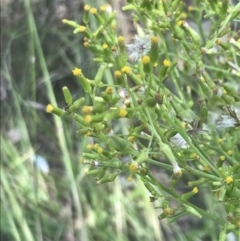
[50,0,240,240]
[2,0,240,241]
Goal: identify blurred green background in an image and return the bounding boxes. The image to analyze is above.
[1,0,238,241]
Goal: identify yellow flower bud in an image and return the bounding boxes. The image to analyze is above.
[84,5,90,11]
[218,138,223,144]
[72,67,82,76]
[122,66,131,74]
[115,70,122,78]
[78,26,86,32]
[142,55,150,64]
[102,44,108,49]
[119,108,128,117]
[87,144,93,150]
[192,187,198,194]
[220,156,225,161]
[105,87,114,95]
[142,55,151,73]
[151,36,159,44]
[85,115,92,124]
[82,106,93,114]
[164,207,174,215]
[163,59,171,67]
[118,36,125,44]
[129,162,138,173]
[46,104,54,113]
[90,8,97,14]
[225,176,233,184]
[97,147,103,154]
[128,135,135,142]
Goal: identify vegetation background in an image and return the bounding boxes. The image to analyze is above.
[1,0,239,241]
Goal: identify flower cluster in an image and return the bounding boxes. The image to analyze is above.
[47,0,240,235]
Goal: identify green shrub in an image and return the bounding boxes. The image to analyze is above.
[48,1,240,240]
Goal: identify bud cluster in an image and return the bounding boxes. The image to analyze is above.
[47,1,240,235]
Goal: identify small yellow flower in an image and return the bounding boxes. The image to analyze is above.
[79,26,86,32]
[100,5,106,11]
[151,36,159,44]
[118,36,124,44]
[181,13,187,19]
[177,20,183,26]
[191,153,198,159]
[215,39,221,45]
[220,156,225,161]
[105,87,113,94]
[102,43,108,49]
[119,108,128,117]
[163,59,170,67]
[129,162,138,173]
[128,135,135,142]
[164,207,173,215]
[121,66,131,74]
[97,147,103,154]
[188,6,194,11]
[115,70,122,78]
[84,5,90,11]
[83,41,89,47]
[200,76,205,82]
[142,55,150,64]
[90,8,97,14]
[82,106,93,114]
[46,104,54,113]
[225,176,233,184]
[181,122,186,129]
[192,187,198,194]
[227,150,233,156]
[237,38,240,43]
[72,67,82,76]
[218,138,223,144]
[203,166,210,172]
[87,144,93,150]
[85,115,92,123]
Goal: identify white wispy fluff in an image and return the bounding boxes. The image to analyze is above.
[126,35,151,62]
[107,129,114,137]
[30,154,49,174]
[216,105,240,128]
[118,88,132,107]
[170,133,189,148]
[216,115,237,128]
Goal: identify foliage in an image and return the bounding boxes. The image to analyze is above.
[2,0,240,241]
[49,1,240,240]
